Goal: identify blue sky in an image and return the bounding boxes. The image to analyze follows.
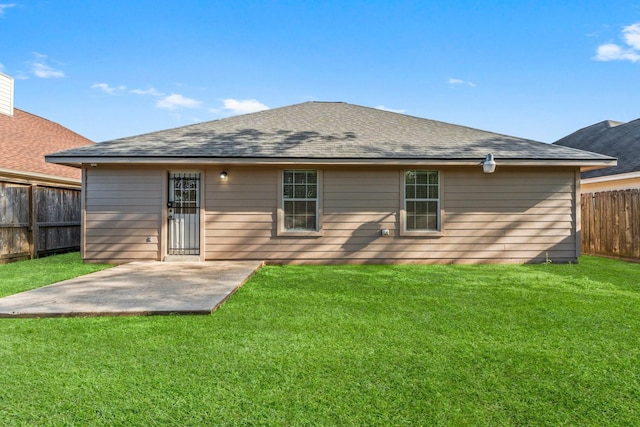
[1,1,639,143]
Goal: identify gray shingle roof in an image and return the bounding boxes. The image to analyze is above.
[554,118,638,178]
[47,102,614,164]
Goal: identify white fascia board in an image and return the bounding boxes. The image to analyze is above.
[582,170,640,184]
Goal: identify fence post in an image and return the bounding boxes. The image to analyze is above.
[29,184,38,259]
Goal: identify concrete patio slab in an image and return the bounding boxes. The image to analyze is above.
[0,260,264,318]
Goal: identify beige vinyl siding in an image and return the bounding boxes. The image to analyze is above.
[440,168,576,263]
[204,166,577,264]
[84,167,163,263]
[204,167,277,256]
[81,164,576,264]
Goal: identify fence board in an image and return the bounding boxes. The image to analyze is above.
[581,189,640,259]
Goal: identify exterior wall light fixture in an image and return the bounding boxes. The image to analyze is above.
[219,171,228,180]
[483,153,496,174]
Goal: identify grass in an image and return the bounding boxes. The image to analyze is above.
[0,252,112,298]
[1,255,639,425]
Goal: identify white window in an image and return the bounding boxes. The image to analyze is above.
[404,170,440,232]
[282,170,318,232]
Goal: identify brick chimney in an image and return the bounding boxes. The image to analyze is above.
[0,72,14,117]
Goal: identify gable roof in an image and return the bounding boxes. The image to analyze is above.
[554,118,640,179]
[1,108,93,183]
[47,102,614,168]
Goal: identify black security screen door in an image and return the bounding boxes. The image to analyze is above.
[167,172,200,255]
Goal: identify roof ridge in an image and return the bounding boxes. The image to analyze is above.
[605,120,625,128]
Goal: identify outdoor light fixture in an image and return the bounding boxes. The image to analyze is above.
[482,153,496,174]
[219,171,228,180]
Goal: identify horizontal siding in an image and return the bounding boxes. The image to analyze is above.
[204,166,277,262]
[211,227,573,239]
[205,235,570,246]
[86,228,160,238]
[85,250,161,261]
[84,168,163,262]
[446,213,571,222]
[204,242,577,253]
[86,182,163,192]
[204,166,577,264]
[205,247,576,258]
[443,168,574,261]
[447,192,572,201]
[81,165,577,264]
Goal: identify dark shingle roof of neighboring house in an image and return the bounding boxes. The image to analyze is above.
[554,118,640,179]
[47,102,614,167]
[1,108,93,182]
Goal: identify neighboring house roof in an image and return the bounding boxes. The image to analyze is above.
[553,118,640,179]
[47,102,614,168]
[1,108,93,183]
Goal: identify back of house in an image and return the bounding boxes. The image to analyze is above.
[47,102,614,264]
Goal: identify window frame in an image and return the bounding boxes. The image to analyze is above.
[277,169,323,237]
[400,169,444,237]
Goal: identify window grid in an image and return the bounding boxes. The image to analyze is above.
[405,170,439,231]
[283,170,318,231]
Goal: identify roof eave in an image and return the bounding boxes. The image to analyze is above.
[579,160,618,172]
[582,170,640,184]
[46,156,617,169]
[0,167,82,187]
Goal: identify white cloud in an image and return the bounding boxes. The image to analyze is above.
[623,23,640,49]
[30,52,64,78]
[91,84,200,112]
[448,78,476,87]
[91,82,126,95]
[131,87,163,96]
[594,43,640,62]
[218,98,269,115]
[156,93,201,110]
[375,105,407,114]
[0,3,16,17]
[594,22,640,63]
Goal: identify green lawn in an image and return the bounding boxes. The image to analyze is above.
[1,256,639,426]
[0,252,112,298]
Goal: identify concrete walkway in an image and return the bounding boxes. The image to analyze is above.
[0,261,264,318]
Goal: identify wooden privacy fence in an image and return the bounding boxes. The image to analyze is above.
[0,181,81,262]
[581,189,640,259]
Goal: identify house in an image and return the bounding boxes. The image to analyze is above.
[46,101,614,264]
[0,73,93,188]
[554,119,639,193]
[0,73,94,261]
